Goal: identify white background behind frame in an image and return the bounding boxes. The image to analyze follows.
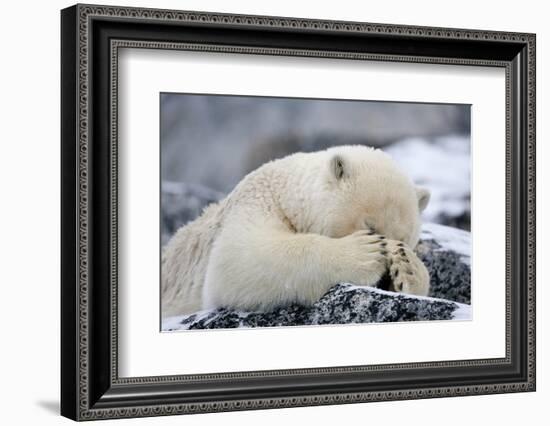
[117,48,506,378]
[1,0,548,425]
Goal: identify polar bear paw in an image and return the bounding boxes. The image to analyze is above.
[336,230,389,286]
[384,240,430,297]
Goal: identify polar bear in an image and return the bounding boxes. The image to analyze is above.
[161,145,430,318]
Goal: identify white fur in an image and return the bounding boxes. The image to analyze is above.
[161,145,430,318]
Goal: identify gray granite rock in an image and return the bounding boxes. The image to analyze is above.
[163,284,469,331]
[417,223,471,304]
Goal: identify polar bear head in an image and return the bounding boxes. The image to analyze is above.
[287,145,430,248]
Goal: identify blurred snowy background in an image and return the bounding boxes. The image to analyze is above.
[161,94,470,246]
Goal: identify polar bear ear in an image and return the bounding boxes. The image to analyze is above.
[330,155,347,180]
[416,187,431,212]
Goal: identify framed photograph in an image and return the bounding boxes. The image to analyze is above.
[61,3,536,421]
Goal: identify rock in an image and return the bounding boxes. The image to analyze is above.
[162,223,471,331]
[163,285,470,331]
[418,223,471,304]
[161,182,224,246]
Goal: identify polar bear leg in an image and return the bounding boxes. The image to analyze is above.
[202,227,388,312]
[385,240,430,296]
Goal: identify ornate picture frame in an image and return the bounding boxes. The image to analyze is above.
[61,3,536,421]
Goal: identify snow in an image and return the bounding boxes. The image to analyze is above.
[452,303,473,321]
[342,283,456,304]
[421,222,471,265]
[161,315,191,331]
[386,135,470,224]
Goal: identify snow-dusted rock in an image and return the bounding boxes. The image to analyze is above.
[418,223,471,304]
[162,223,471,331]
[163,285,470,331]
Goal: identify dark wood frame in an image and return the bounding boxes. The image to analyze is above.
[61,3,536,421]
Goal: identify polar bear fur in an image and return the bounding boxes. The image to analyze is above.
[161,145,430,318]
